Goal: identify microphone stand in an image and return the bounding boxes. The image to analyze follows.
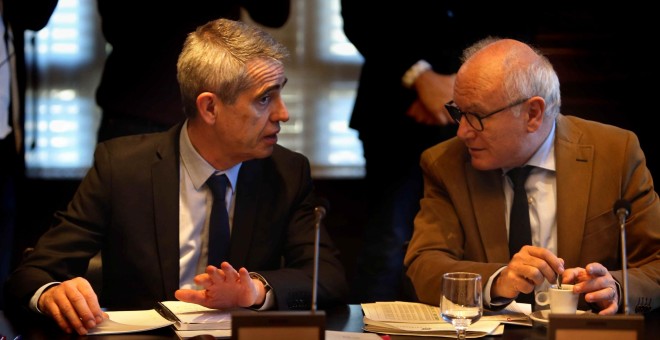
[312,205,325,313]
[614,200,631,315]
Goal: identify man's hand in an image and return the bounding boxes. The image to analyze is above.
[406,71,455,126]
[492,245,564,299]
[175,262,266,310]
[562,262,619,315]
[37,277,106,335]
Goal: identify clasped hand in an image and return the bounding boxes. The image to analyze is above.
[493,246,619,315]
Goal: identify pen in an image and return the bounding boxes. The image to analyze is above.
[155,302,180,323]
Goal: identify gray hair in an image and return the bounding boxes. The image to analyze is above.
[461,37,561,119]
[176,18,290,118]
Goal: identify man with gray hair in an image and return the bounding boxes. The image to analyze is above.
[404,37,659,315]
[5,18,348,335]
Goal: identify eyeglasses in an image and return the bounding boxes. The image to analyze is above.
[445,97,531,131]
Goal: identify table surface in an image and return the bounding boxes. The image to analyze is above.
[2,304,658,339]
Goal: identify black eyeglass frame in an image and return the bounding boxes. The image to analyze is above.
[445,97,531,131]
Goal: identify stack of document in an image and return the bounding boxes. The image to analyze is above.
[156,300,249,330]
[156,300,254,339]
[361,301,531,338]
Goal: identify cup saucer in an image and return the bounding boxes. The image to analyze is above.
[529,310,588,325]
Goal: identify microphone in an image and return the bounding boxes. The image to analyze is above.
[612,199,632,315]
[311,197,329,312]
[613,199,631,225]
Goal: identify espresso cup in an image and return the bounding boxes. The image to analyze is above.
[535,284,579,314]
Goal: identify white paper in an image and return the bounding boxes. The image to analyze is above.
[174,329,232,339]
[325,330,382,339]
[87,309,174,335]
[361,301,527,338]
[161,300,233,325]
[361,301,441,323]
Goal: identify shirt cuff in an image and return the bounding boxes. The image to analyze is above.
[30,282,61,313]
[401,59,432,88]
[484,266,514,309]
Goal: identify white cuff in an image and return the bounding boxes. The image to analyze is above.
[30,282,61,313]
[402,59,432,88]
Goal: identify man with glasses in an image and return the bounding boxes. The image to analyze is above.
[404,37,659,315]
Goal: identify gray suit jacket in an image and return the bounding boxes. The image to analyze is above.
[405,114,660,313]
[5,124,348,313]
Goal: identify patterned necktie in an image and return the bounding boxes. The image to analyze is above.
[206,173,230,266]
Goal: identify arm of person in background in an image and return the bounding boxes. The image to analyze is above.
[405,66,455,126]
[242,0,290,28]
[4,0,58,31]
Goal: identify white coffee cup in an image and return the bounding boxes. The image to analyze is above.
[535,284,579,314]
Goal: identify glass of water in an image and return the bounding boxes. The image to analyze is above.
[440,272,483,340]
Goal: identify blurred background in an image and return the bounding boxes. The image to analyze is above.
[11,1,656,304]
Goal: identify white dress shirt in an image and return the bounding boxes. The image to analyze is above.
[484,121,558,306]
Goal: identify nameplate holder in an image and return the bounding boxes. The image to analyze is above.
[548,313,644,340]
[231,310,325,340]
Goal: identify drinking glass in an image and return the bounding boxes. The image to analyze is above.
[440,272,483,340]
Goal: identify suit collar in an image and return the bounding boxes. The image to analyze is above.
[554,114,593,266]
[152,123,184,298]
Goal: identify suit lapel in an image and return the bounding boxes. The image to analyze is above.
[152,126,183,298]
[467,164,511,263]
[554,116,593,267]
[229,159,262,267]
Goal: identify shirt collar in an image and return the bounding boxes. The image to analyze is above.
[502,120,557,174]
[527,120,556,172]
[179,120,241,191]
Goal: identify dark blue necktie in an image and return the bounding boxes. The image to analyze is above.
[507,166,534,305]
[206,173,230,266]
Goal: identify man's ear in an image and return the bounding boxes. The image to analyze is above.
[526,96,546,132]
[196,92,218,124]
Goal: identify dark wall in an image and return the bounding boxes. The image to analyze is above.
[536,6,658,179]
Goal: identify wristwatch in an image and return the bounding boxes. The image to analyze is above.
[249,272,271,293]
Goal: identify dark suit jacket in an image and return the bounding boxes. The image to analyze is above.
[95,0,289,126]
[405,114,660,313]
[5,124,348,314]
[341,1,537,162]
[2,0,58,157]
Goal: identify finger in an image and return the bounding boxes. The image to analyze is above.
[561,267,583,283]
[174,289,206,304]
[220,261,235,271]
[586,262,608,277]
[585,285,617,303]
[51,286,87,335]
[205,265,219,274]
[238,268,252,284]
[75,279,104,325]
[194,273,213,287]
[41,291,74,334]
[598,300,619,315]
[525,247,564,272]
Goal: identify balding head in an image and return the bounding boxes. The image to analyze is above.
[450,37,562,170]
[454,37,561,120]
